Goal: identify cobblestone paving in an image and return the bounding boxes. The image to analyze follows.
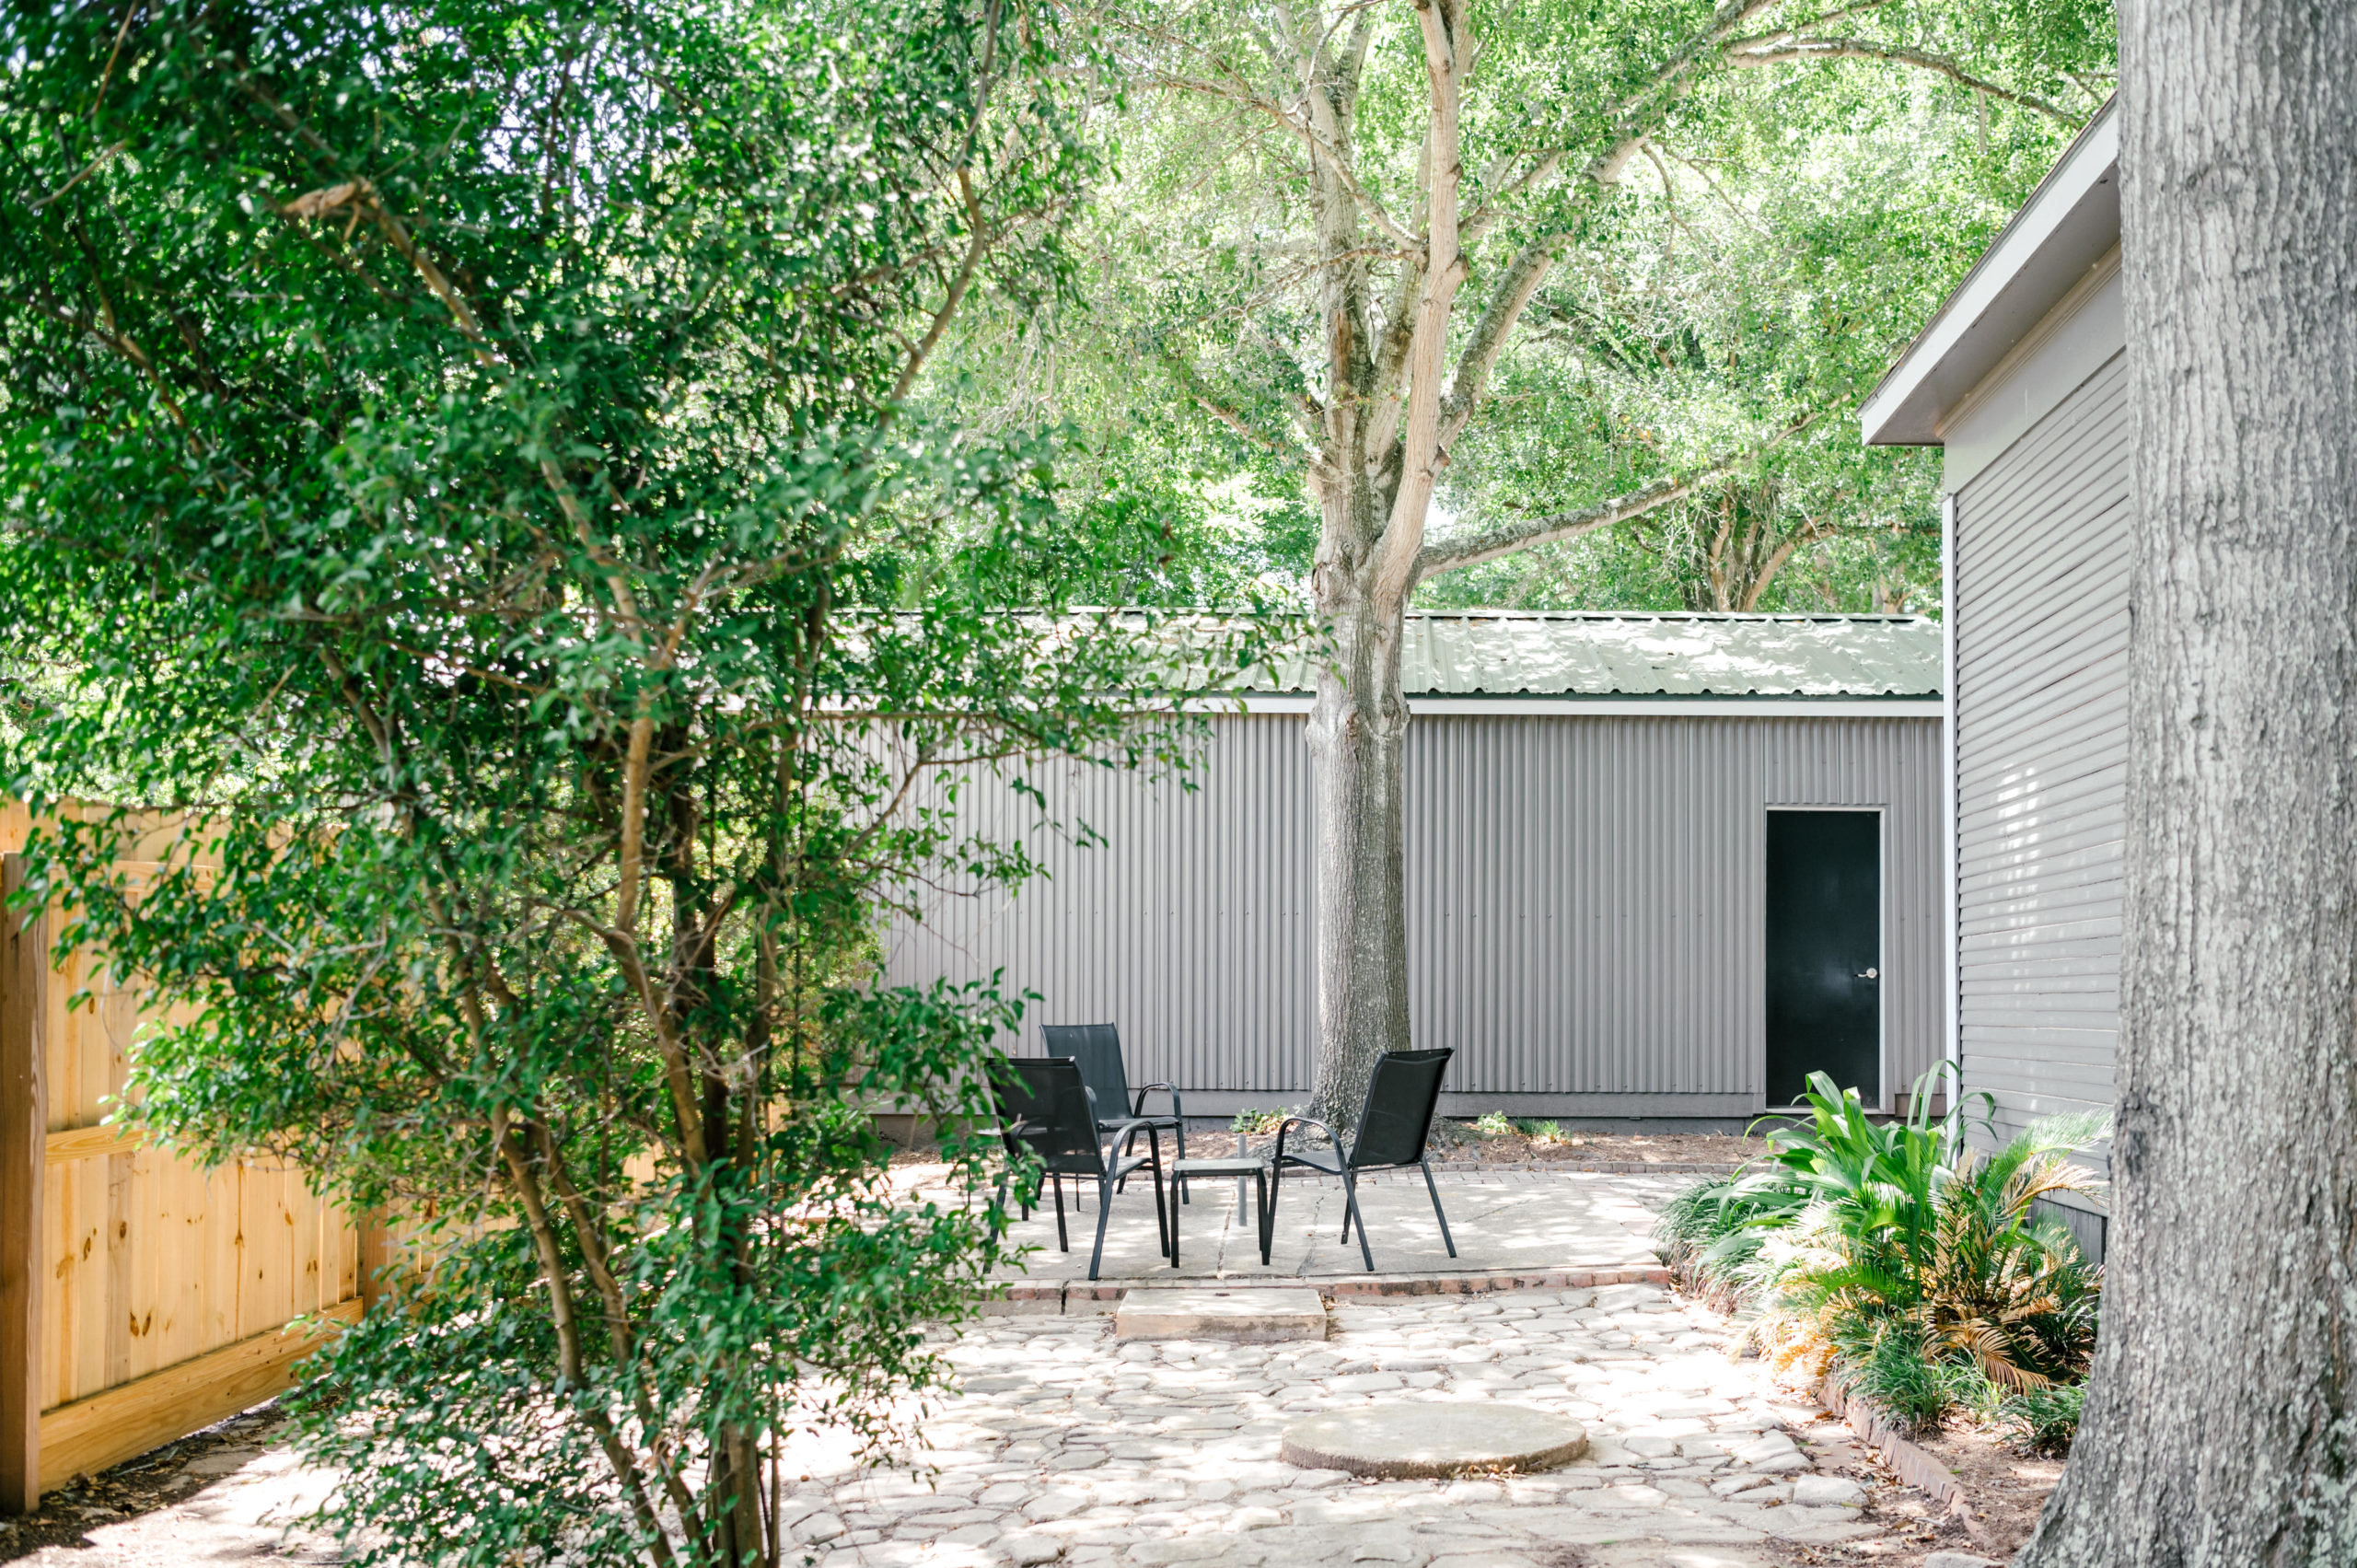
[784,1283,1886,1568]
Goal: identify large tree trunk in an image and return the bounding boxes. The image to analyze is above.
[1305,583,1414,1132]
[2017,2,2357,1562]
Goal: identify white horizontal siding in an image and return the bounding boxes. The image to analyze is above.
[1952,348,2130,1165]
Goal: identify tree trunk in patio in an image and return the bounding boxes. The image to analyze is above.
[2016,0,2357,1561]
[1306,584,1414,1136]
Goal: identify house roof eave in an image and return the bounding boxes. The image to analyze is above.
[1861,99,2121,447]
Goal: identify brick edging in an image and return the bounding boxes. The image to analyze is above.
[982,1263,1670,1314]
[1421,1160,1748,1177]
[1817,1370,1968,1509]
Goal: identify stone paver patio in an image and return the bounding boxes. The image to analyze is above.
[778,1282,1885,1568]
[15,1170,1927,1567]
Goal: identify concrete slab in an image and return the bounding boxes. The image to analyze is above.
[968,1167,1688,1284]
[1114,1287,1326,1341]
[1279,1402,1589,1479]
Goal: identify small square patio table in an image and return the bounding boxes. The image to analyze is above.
[1163,1155,1271,1268]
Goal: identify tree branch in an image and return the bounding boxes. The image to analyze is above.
[1412,455,1746,581]
[891,168,991,401]
[1461,148,1565,245]
[1160,346,1295,459]
[1725,37,2079,122]
[1364,0,1467,610]
[1437,232,1564,445]
[494,1116,679,1567]
[1145,71,1418,250]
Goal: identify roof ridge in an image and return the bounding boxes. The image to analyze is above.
[1401,610,1934,624]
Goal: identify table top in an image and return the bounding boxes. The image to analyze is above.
[1168,1156,1269,1176]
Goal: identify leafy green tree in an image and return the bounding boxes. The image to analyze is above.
[0,4,1261,1563]
[943,0,2114,1122]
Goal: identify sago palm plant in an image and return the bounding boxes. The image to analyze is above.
[1656,1070,2107,1409]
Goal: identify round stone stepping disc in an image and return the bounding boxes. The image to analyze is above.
[1280,1402,1588,1479]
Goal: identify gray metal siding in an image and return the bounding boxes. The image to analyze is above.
[1406,717,1766,1098]
[1764,720,1947,1101]
[886,716,1316,1097]
[1953,350,2131,1162]
[886,713,1942,1112]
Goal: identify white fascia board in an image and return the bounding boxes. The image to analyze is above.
[1224,695,1944,717]
[1860,100,2120,447]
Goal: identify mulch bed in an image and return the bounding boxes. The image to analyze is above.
[1422,1126,1770,1168]
[1751,1419,2061,1567]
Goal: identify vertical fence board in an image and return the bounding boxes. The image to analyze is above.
[1,857,47,1512]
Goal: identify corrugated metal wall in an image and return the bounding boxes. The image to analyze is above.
[1952,351,2131,1166]
[888,716,1316,1096]
[1764,720,1948,1102]
[886,712,1942,1116]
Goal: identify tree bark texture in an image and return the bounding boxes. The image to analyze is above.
[1306,590,1414,1134]
[2019,3,2357,1562]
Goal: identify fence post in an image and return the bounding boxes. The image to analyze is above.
[0,855,47,1513]
[359,1214,389,1314]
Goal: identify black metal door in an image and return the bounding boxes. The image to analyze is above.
[1765,810,1881,1107]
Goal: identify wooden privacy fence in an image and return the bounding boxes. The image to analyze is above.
[0,814,369,1511]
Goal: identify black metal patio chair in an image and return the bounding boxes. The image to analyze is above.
[988,1055,1170,1282]
[1267,1048,1457,1272]
[1041,1023,1190,1200]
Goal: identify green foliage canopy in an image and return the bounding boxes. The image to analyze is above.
[0,3,1267,1562]
[925,0,2118,616]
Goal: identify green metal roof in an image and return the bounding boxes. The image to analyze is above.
[1264,612,1942,698]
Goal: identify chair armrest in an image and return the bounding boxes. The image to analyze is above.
[1273,1115,1339,1167]
[1132,1082,1184,1121]
[1100,1116,1156,1157]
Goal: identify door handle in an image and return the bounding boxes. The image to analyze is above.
[1857,968,1878,980]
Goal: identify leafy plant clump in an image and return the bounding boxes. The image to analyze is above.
[2002,1383,2087,1456]
[1844,1321,1974,1437]
[1230,1107,1295,1135]
[1473,1110,1515,1137]
[1657,1069,2106,1448]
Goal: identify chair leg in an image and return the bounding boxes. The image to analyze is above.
[1148,1140,1170,1259]
[1255,1171,1271,1266]
[1421,1159,1457,1258]
[1342,1170,1374,1272]
[1264,1165,1283,1257]
[1115,1126,1143,1195]
[1088,1174,1117,1281]
[1177,1121,1188,1203]
[1053,1175,1069,1252]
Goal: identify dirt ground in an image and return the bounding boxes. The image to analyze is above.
[1731,1406,2061,1568]
[1914,1422,2065,1555]
[1424,1123,1770,1167]
[890,1124,1773,1170]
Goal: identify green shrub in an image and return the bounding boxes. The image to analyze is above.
[1473,1110,1515,1136]
[1843,1321,1966,1436]
[1230,1107,1295,1135]
[1514,1118,1566,1144]
[2002,1383,2086,1455]
[1659,1067,2107,1396]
